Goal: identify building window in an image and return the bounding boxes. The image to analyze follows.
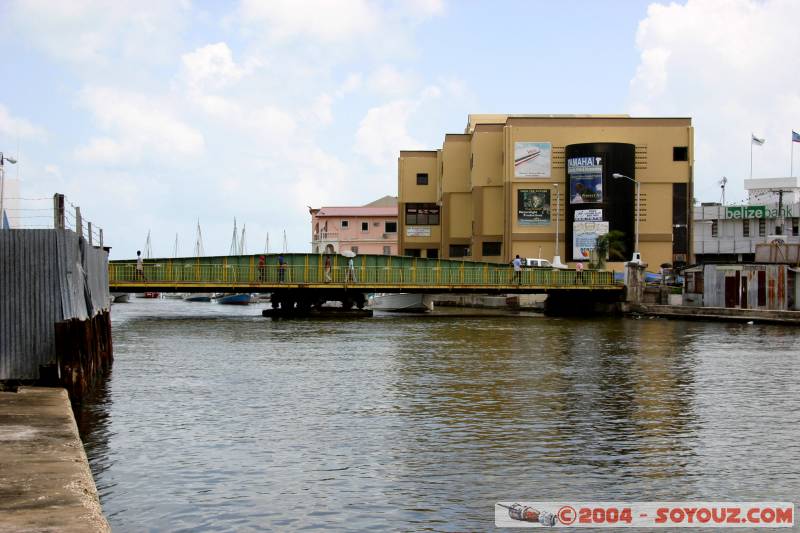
[792,217,799,236]
[742,219,750,237]
[341,220,349,229]
[759,219,766,236]
[405,248,421,257]
[449,244,470,257]
[350,246,358,254]
[427,248,439,259]
[384,221,397,233]
[711,220,718,237]
[405,203,440,225]
[673,146,688,161]
[361,221,369,232]
[416,173,428,185]
[482,241,502,256]
[383,246,391,255]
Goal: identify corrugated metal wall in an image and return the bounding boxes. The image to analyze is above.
[702,264,790,310]
[0,229,109,380]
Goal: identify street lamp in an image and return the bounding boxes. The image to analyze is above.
[612,172,642,264]
[551,183,567,269]
[0,152,18,230]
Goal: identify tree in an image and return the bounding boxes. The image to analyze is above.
[590,230,627,269]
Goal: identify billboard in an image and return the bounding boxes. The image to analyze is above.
[517,189,551,226]
[514,142,552,178]
[573,221,609,261]
[567,156,603,204]
[574,208,603,221]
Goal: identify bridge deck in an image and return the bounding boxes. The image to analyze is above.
[109,253,622,293]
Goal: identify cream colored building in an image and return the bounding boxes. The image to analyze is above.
[398,114,694,270]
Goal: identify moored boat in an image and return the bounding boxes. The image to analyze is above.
[111,293,130,303]
[370,293,432,312]
[184,293,212,302]
[216,293,251,305]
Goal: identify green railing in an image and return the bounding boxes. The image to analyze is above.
[109,253,619,289]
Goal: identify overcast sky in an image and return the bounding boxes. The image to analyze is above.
[1,0,798,258]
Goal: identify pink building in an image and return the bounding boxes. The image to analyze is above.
[310,196,398,255]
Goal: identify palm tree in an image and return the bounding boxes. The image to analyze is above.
[591,230,626,269]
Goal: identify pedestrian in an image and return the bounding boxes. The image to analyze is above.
[512,254,522,284]
[258,255,266,281]
[575,261,585,283]
[324,254,332,282]
[347,256,356,282]
[135,250,145,281]
[278,254,286,283]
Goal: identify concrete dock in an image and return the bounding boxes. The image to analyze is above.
[0,387,109,532]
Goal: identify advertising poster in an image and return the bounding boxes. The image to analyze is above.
[567,156,603,204]
[574,208,603,221]
[514,142,551,178]
[573,221,609,260]
[517,189,551,226]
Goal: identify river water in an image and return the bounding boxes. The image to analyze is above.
[76,298,800,531]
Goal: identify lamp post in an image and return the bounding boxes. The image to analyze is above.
[612,173,641,264]
[551,183,566,268]
[0,152,19,230]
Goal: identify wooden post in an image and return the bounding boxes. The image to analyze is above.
[53,194,65,229]
[75,206,83,238]
[99,228,103,247]
[87,222,93,245]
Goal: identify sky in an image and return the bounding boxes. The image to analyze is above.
[1,0,799,259]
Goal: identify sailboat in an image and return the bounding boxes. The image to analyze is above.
[164,233,185,299]
[217,218,251,305]
[185,220,213,302]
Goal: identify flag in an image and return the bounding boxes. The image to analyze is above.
[793,130,800,143]
[751,134,765,146]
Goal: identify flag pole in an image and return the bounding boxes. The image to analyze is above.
[750,134,753,179]
[792,135,795,177]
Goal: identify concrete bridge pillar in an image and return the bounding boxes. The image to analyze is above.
[624,261,648,306]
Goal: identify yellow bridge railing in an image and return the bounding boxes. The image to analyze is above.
[109,255,619,290]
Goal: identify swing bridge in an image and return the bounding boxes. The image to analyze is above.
[109,253,623,310]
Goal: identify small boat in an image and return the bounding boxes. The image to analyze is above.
[111,293,130,303]
[216,293,251,305]
[370,293,432,312]
[184,293,212,302]
[135,292,161,299]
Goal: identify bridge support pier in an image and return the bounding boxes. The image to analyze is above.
[269,289,367,312]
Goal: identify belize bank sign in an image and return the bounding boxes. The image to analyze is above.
[725,205,794,219]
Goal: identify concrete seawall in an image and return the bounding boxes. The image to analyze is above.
[632,304,800,325]
[0,387,109,532]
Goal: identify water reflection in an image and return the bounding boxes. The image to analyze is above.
[77,300,800,531]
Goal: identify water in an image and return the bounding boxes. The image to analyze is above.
[77,299,800,531]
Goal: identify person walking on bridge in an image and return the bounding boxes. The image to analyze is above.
[346,256,356,282]
[512,254,522,284]
[136,250,146,281]
[257,255,266,281]
[278,254,286,283]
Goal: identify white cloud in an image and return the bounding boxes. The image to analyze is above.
[239,0,380,42]
[181,43,250,91]
[7,0,189,65]
[0,104,47,140]
[75,87,204,164]
[368,65,419,97]
[629,0,800,200]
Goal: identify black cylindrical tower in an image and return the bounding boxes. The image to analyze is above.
[564,143,635,262]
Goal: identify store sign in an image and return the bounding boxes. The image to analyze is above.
[725,205,794,219]
[406,226,431,237]
[517,189,551,225]
[567,156,603,204]
[573,221,609,260]
[514,142,552,178]
[574,208,603,221]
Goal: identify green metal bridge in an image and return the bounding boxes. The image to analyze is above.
[108,253,622,294]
